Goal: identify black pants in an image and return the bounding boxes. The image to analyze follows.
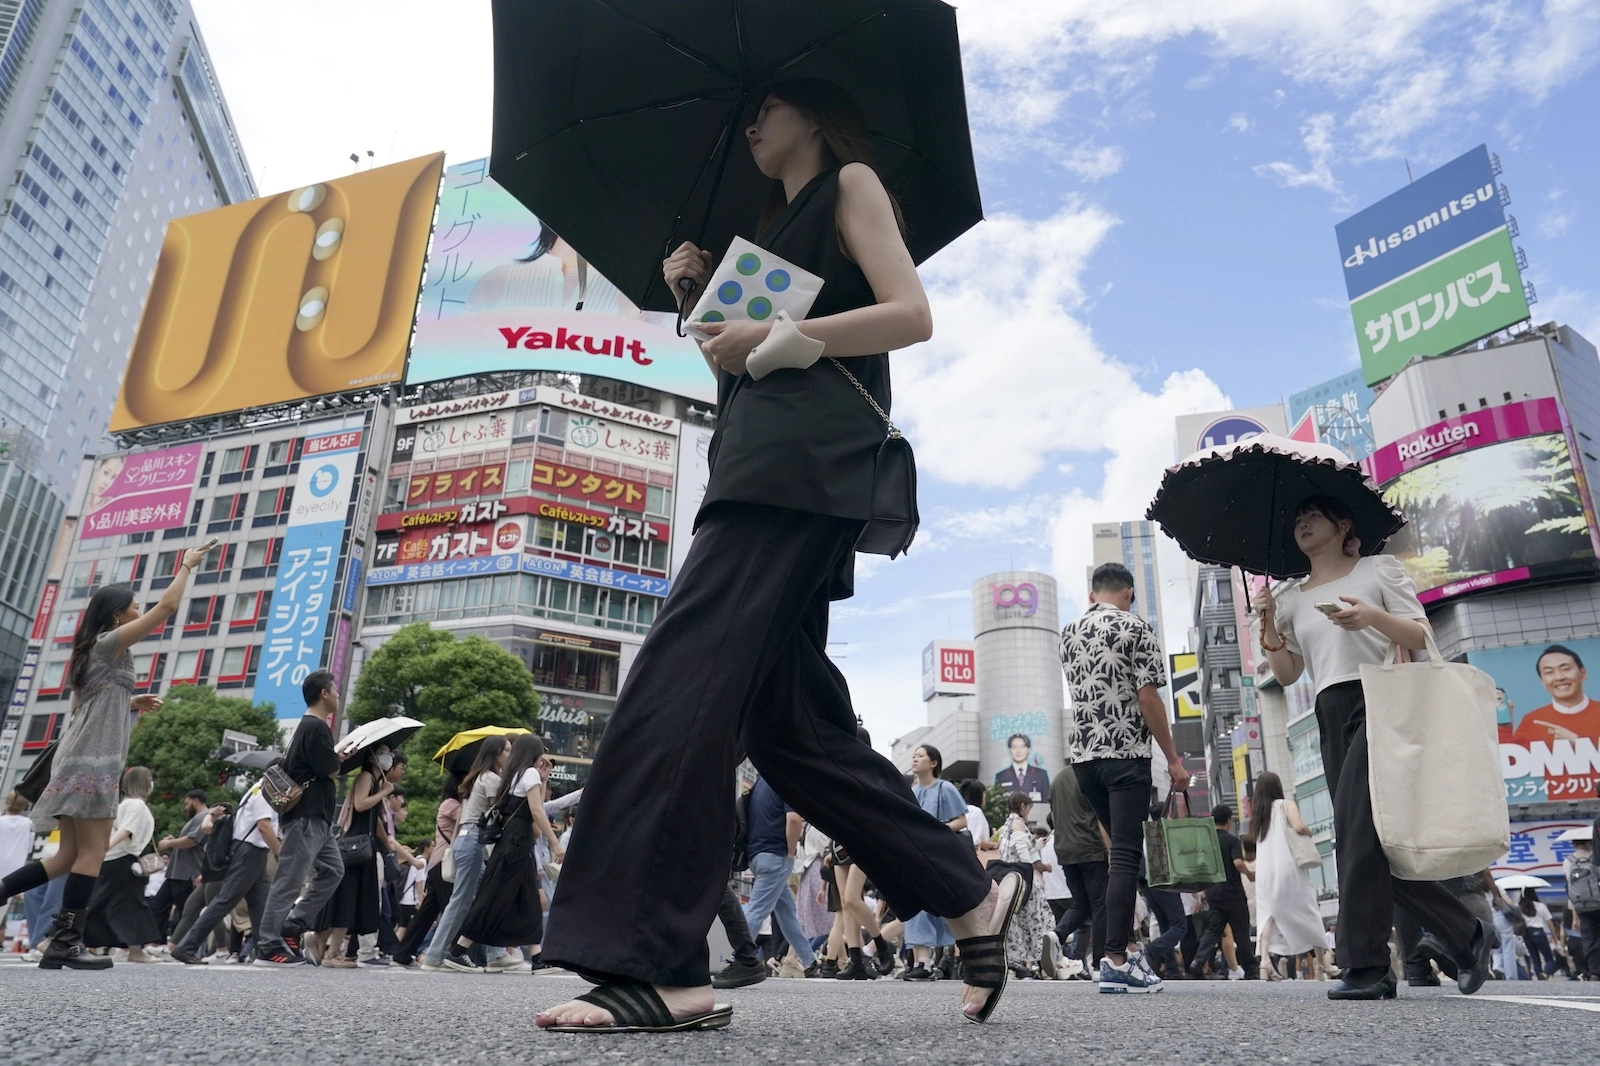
[150,874,194,941]
[1055,860,1108,964]
[1072,758,1151,957]
[393,865,451,965]
[718,882,760,965]
[1194,893,1255,973]
[177,845,269,957]
[1579,913,1600,977]
[543,504,991,987]
[1317,680,1478,969]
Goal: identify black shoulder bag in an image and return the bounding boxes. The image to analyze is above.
[829,359,919,558]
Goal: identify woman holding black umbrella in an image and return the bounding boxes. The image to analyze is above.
[537,81,1020,1033]
[1254,496,1492,1000]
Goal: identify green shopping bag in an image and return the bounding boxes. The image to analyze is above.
[1144,790,1225,892]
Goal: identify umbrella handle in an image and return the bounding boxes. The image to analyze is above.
[674,276,698,338]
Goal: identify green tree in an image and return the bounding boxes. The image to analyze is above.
[348,623,541,848]
[126,684,281,838]
[983,782,1011,841]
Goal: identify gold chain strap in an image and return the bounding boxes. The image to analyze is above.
[828,358,901,438]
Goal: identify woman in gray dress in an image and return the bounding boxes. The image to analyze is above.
[0,538,213,969]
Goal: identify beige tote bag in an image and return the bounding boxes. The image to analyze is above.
[1360,631,1509,881]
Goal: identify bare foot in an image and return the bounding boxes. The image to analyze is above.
[536,984,715,1029]
[947,881,1004,1017]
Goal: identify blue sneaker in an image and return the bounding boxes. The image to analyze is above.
[1099,951,1165,994]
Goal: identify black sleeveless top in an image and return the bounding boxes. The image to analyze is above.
[700,167,891,526]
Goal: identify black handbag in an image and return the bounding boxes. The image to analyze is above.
[16,739,58,804]
[829,359,918,558]
[337,830,374,868]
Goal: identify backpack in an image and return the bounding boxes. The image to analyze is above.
[201,811,235,879]
[730,785,753,873]
[1569,850,1600,912]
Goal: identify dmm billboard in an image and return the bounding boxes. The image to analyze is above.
[1334,145,1529,384]
[112,154,444,430]
[404,158,715,404]
[1467,638,1600,804]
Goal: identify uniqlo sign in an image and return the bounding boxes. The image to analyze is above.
[922,640,977,701]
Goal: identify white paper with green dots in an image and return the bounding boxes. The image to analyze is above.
[686,236,824,339]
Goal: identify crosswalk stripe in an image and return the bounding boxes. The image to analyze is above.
[1469,995,1600,1013]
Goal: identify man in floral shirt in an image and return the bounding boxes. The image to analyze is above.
[1060,562,1190,994]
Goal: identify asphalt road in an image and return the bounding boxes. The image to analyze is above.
[1,960,1596,1065]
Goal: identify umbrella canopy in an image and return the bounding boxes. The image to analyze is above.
[337,716,425,775]
[1146,433,1406,579]
[1555,825,1594,842]
[224,749,284,771]
[490,0,981,312]
[433,726,531,775]
[1494,874,1552,891]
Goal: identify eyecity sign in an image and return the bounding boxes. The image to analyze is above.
[1333,144,1530,385]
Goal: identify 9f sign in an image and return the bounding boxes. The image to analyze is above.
[993,583,1038,617]
[111,153,446,431]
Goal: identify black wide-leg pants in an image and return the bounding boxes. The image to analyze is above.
[1316,680,1478,970]
[543,503,991,987]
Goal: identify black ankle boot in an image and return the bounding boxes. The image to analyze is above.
[39,910,112,971]
[818,957,839,978]
[836,946,875,980]
[873,937,897,975]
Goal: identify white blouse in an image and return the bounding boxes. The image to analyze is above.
[1274,555,1427,695]
[105,798,154,860]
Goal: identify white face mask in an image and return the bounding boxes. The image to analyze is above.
[376,752,394,773]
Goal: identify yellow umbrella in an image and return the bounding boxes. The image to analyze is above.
[433,726,531,773]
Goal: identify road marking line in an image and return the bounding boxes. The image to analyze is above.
[1470,995,1600,1013]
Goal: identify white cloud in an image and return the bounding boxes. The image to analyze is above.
[953,0,1600,161]
[898,203,1223,490]
[1538,188,1576,240]
[192,1,494,192]
[1254,112,1343,199]
[1226,113,1253,133]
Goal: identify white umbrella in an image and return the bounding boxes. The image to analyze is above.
[336,715,425,773]
[1555,825,1593,842]
[1495,874,1552,891]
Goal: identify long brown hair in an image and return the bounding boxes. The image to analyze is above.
[460,735,509,800]
[1249,771,1286,840]
[494,733,548,807]
[755,79,905,237]
[71,584,135,690]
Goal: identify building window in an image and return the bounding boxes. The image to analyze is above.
[171,649,202,684]
[266,439,293,467]
[645,485,671,517]
[65,560,99,599]
[218,645,249,681]
[243,539,272,569]
[384,477,405,511]
[529,642,619,695]
[110,555,144,584]
[506,459,532,493]
[229,591,262,627]
[22,713,61,751]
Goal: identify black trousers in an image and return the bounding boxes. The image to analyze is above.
[393,865,451,965]
[177,844,269,957]
[1055,860,1108,964]
[543,504,991,987]
[150,874,194,941]
[1317,680,1478,969]
[1072,758,1151,956]
[717,882,759,964]
[1194,893,1255,973]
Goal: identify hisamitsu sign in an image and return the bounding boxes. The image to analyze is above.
[1334,145,1530,384]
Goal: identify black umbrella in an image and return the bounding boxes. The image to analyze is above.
[490,0,981,312]
[1146,433,1405,579]
[224,749,284,771]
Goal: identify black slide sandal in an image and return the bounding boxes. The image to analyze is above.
[955,871,1025,1025]
[543,982,733,1034]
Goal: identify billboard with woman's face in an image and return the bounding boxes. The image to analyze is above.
[404,158,715,404]
[1366,398,1600,603]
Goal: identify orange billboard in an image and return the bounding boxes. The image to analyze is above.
[111,152,446,430]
